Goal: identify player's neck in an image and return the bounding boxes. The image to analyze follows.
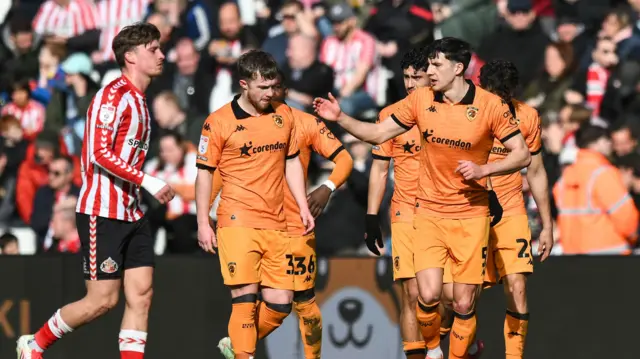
[237,93,265,117]
[121,69,151,94]
[442,77,469,104]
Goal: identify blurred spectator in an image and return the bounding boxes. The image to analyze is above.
[150,91,205,158]
[556,104,592,166]
[617,152,640,210]
[44,53,100,155]
[0,232,19,254]
[208,2,260,111]
[522,42,575,117]
[565,36,618,117]
[0,115,28,224]
[1,79,46,141]
[477,0,549,90]
[0,16,40,94]
[175,0,215,51]
[610,118,640,158]
[431,0,498,50]
[144,131,199,254]
[281,34,334,112]
[50,196,80,253]
[597,7,640,65]
[553,124,639,254]
[32,43,67,105]
[364,0,433,102]
[149,38,215,117]
[30,155,79,253]
[33,0,99,38]
[16,130,81,225]
[553,15,590,62]
[262,0,320,66]
[146,12,179,63]
[320,2,381,118]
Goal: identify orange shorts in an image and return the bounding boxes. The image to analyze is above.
[217,227,294,290]
[484,214,533,284]
[288,232,317,292]
[391,222,416,280]
[414,214,490,285]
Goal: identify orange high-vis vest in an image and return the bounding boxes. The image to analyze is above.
[553,149,639,255]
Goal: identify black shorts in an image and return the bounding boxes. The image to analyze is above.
[76,213,155,280]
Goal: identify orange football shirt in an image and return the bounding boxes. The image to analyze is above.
[283,108,345,235]
[391,81,521,218]
[488,99,542,216]
[371,100,422,223]
[196,95,299,230]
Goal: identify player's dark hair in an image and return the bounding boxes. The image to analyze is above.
[575,124,610,149]
[401,46,428,72]
[479,59,519,102]
[237,50,279,81]
[112,22,161,68]
[10,15,32,35]
[426,37,472,73]
[0,232,18,250]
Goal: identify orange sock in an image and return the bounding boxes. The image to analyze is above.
[449,311,477,359]
[294,295,323,359]
[505,310,529,359]
[416,300,441,350]
[256,301,291,340]
[403,340,426,359]
[228,294,258,357]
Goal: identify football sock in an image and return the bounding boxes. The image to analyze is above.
[294,294,323,359]
[416,300,441,351]
[256,301,291,339]
[33,309,74,351]
[229,294,258,357]
[119,329,147,359]
[449,311,477,359]
[402,341,426,359]
[440,326,451,341]
[505,310,529,358]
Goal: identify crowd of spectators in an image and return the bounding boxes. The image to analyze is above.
[0,0,639,257]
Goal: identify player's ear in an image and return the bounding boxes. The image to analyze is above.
[454,61,464,76]
[239,79,248,91]
[124,48,136,65]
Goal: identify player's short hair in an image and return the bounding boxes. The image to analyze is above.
[237,50,279,81]
[0,232,18,250]
[479,59,519,102]
[112,22,161,68]
[10,15,32,35]
[426,37,472,72]
[575,124,609,149]
[401,46,428,72]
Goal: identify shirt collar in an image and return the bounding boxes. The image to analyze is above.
[231,94,275,119]
[433,79,476,105]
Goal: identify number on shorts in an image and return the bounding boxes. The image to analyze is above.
[516,238,532,258]
[286,255,316,275]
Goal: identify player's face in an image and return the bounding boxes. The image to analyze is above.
[426,52,462,92]
[272,79,286,102]
[403,66,429,95]
[132,40,165,78]
[242,74,279,111]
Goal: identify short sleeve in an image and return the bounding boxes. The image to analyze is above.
[308,115,345,161]
[390,90,420,130]
[526,111,542,155]
[286,111,300,159]
[371,110,393,160]
[196,114,224,170]
[491,99,521,144]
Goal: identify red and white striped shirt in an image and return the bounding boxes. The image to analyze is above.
[585,63,609,117]
[144,151,197,219]
[76,76,151,222]
[96,0,150,62]
[33,0,99,38]
[319,29,381,103]
[1,100,46,141]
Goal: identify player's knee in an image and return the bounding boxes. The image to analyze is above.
[418,286,441,306]
[452,297,474,315]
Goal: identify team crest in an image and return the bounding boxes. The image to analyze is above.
[100,257,118,274]
[99,103,116,124]
[394,256,400,272]
[228,262,237,277]
[465,106,479,121]
[273,114,284,128]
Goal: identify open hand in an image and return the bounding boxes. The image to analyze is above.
[198,223,217,254]
[313,93,342,122]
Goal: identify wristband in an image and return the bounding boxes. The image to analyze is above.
[141,174,167,195]
[322,180,336,192]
